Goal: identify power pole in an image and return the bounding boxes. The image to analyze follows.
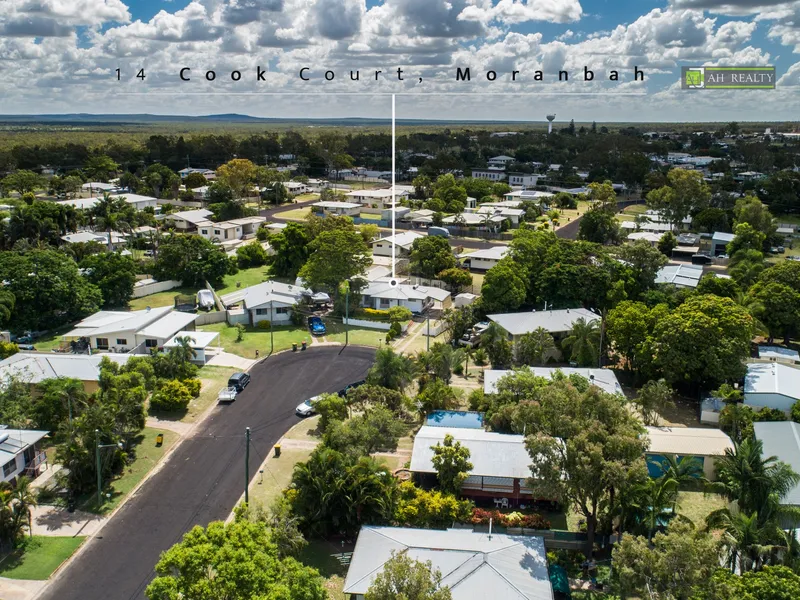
[245,427,251,505]
[345,287,349,346]
[427,318,430,352]
[95,429,101,505]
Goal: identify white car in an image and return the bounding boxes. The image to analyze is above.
[295,395,323,417]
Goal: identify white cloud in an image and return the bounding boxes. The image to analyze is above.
[460,0,583,25]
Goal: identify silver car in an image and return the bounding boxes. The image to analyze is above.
[295,395,322,417]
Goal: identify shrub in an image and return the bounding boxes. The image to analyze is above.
[389,321,402,338]
[182,378,201,398]
[0,341,18,359]
[289,310,305,326]
[394,481,473,528]
[150,379,193,412]
[792,400,800,424]
[257,320,272,330]
[469,508,550,529]
[235,323,246,342]
[472,348,488,366]
[361,308,392,322]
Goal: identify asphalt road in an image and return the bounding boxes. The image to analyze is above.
[40,346,376,600]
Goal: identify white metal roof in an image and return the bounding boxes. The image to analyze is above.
[167,209,214,225]
[0,429,49,463]
[312,201,361,209]
[109,193,158,205]
[627,231,662,243]
[371,231,425,250]
[60,198,100,210]
[411,425,531,479]
[67,306,173,337]
[81,182,116,190]
[754,422,800,505]
[344,526,553,599]
[61,231,126,245]
[712,231,735,243]
[484,367,623,396]
[758,346,800,361]
[163,330,220,349]
[0,353,131,384]
[460,246,509,261]
[136,311,198,340]
[655,264,704,288]
[645,426,734,457]
[488,308,599,336]
[362,281,450,302]
[745,362,800,400]
[220,280,309,309]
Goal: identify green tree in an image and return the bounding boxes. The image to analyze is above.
[409,236,456,279]
[263,496,307,559]
[183,172,208,190]
[635,379,674,426]
[748,282,800,344]
[480,260,527,313]
[733,195,776,238]
[84,155,119,181]
[707,508,782,574]
[561,317,601,367]
[235,240,269,269]
[32,377,86,433]
[578,205,621,244]
[432,174,468,213]
[416,380,460,417]
[430,434,473,496]
[367,348,416,392]
[153,235,231,288]
[298,228,370,293]
[324,406,406,457]
[617,240,669,297]
[647,169,711,230]
[145,515,326,600]
[215,158,258,198]
[1,170,43,194]
[728,222,767,256]
[606,300,665,374]
[150,380,192,412]
[365,550,452,600]
[708,565,800,599]
[436,268,472,295]
[516,327,556,366]
[412,175,433,199]
[523,382,647,555]
[269,222,310,278]
[315,393,348,432]
[613,520,721,599]
[393,481,473,529]
[696,274,740,299]
[80,252,137,309]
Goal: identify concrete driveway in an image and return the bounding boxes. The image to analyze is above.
[38,346,376,600]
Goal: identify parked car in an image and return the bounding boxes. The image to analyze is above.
[217,386,237,403]
[691,254,713,265]
[228,372,250,392]
[338,379,366,397]
[308,316,326,336]
[428,226,450,238]
[296,394,323,417]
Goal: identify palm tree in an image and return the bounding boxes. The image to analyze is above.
[561,317,601,367]
[713,437,800,521]
[651,454,706,512]
[734,290,767,336]
[707,508,781,573]
[367,347,416,392]
[518,327,556,366]
[172,335,198,364]
[11,476,37,538]
[627,476,679,541]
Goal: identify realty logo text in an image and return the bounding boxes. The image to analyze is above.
[682,67,776,90]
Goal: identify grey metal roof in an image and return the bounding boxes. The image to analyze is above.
[488,308,599,336]
[655,264,704,288]
[220,280,309,309]
[70,306,173,337]
[712,231,735,243]
[745,362,800,400]
[484,367,623,396]
[136,311,198,340]
[0,353,131,384]
[362,281,450,302]
[460,246,510,261]
[758,346,800,361]
[343,526,553,600]
[754,422,800,505]
[410,426,531,479]
[164,330,220,349]
[0,429,49,463]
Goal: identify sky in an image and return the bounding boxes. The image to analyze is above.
[1,0,800,122]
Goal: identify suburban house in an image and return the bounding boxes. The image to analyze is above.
[283,181,309,196]
[197,216,266,243]
[504,190,554,203]
[487,155,515,168]
[61,230,127,249]
[370,231,425,258]
[655,264,704,288]
[508,173,539,187]
[189,186,210,201]
[311,201,361,217]
[178,167,216,181]
[460,245,510,270]
[360,281,451,313]
[0,429,50,484]
[411,426,546,505]
[644,426,734,481]
[82,182,118,194]
[744,362,800,413]
[343,526,553,600]
[306,178,329,192]
[754,422,800,524]
[756,346,800,365]
[471,168,507,181]
[62,306,198,353]
[488,308,600,358]
[164,208,214,231]
[346,188,410,210]
[220,280,310,326]
[163,330,221,365]
[475,205,525,225]
[0,353,132,394]
[627,231,663,245]
[443,212,506,229]
[484,367,623,397]
[108,193,159,211]
[61,198,103,211]
[711,231,735,256]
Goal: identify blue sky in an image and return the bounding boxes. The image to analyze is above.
[1,0,799,121]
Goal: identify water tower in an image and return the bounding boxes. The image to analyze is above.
[546,114,556,134]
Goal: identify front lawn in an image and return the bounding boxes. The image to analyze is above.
[182,365,239,423]
[29,324,76,352]
[274,207,312,220]
[0,536,84,580]
[247,447,314,511]
[82,427,176,515]
[196,322,310,357]
[323,321,387,348]
[298,539,352,600]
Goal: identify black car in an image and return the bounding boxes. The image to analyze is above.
[338,379,366,397]
[227,372,251,392]
[691,253,713,265]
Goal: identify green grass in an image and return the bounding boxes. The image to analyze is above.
[196,322,310,357]
[128,286,198,311]
[81,427,176,515]
[30,324,76,352]
[357,212,382,221]
[293,193,319,201]
[248,447,314,510]
[181,365,239,422]
[274,207,312,220]
[0,536,84,580]
[323,321,387,347]
[216,266,272,297]
[677,490,727,527]
[298,540,351,600]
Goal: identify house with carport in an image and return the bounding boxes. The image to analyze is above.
[163,330,221,365]
[0,429,50,485]
[164,209,214,232]
[484,367,623,397]
[460,245,509,270]
[360,280,450,313]
[220,280,309,326]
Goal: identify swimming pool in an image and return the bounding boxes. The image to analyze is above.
[425,410,484,429]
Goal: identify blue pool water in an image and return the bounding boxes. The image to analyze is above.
[425,410,484,429]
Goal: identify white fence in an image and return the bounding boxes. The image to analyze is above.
[422,320,446,337]
[343,318,410,332]
[195,311,227,325]
[132,279,182,298]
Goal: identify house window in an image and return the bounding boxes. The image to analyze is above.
[275,307,289,314]
[214,229,221,235]
[379,298,391,308]
[116,338,127,346]
[145,339,158,348]
[2,459,15,478]
[255,308,269,315]
[96,338,109,349]
[201,229,208,235]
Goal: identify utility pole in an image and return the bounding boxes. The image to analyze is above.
[245,427,251,505]
[95,429,101,505]
[427,318,430,352]
[598,309,606,368]
[345,285,350,346]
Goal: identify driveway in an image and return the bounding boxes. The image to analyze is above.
[38,346,376,600]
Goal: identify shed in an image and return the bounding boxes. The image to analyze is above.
[744,362,800,413]
[644,426,734,480]
[711,231,735,256]
[163,330,221,364]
